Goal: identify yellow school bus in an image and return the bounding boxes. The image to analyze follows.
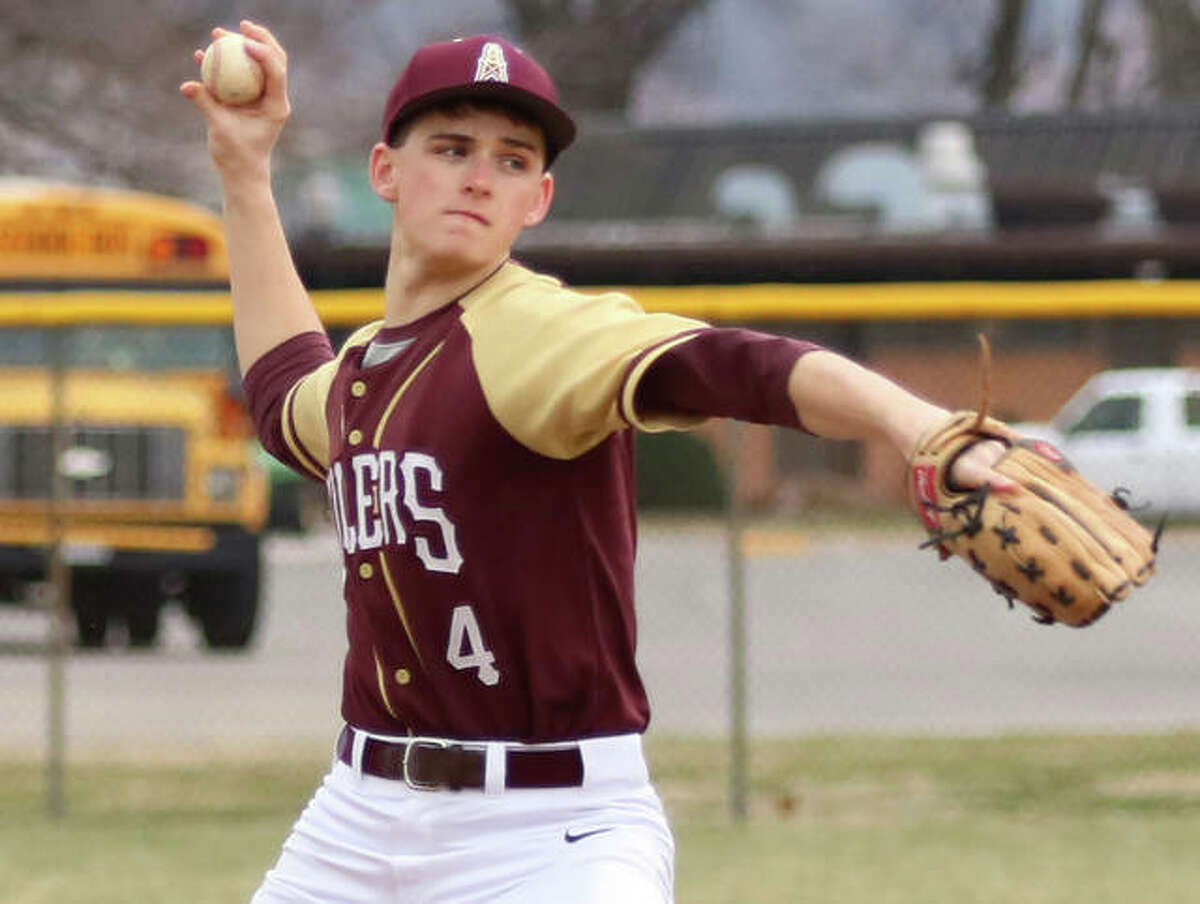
[0,179,267,649]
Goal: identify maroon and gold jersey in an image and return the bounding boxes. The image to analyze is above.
[247,261,818,742]
[247,262,716,742]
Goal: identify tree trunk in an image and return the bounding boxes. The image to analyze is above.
[1066,0,1107,108]
[506,0,709,115]
[1138,0,1200,101]
[981,0,1029,110]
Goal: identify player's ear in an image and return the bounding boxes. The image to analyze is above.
[523,171,554,227]
[369,142,400,203]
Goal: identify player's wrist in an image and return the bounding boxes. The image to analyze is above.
[215,159,275,199]
[888,401,950,463]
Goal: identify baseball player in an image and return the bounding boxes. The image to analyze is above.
[182,20,1008,904]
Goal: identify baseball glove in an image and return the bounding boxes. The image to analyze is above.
[909,409,1160,628]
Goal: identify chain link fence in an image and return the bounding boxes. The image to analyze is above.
[3,326,1200,821]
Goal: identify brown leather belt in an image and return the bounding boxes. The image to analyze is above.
[336,725,584,791]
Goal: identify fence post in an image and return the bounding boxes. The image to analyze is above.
[725,419,748,822]
[46,327,70,819]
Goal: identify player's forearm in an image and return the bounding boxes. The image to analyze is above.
[787,350,948,459]
[221,176,325,375]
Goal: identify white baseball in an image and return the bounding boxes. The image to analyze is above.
[201,34,265,106]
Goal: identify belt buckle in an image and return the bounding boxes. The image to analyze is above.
[402,737,451,791]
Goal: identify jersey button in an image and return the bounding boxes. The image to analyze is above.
[348,429,364,446]
[350,380,367,398]
[358,562,374,580]
[394,668,411,686]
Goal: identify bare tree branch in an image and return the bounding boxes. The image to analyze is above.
[1066,0,1108,108]
[502,0,711,114]
[0,0,388,199]
[980,0,1028,109]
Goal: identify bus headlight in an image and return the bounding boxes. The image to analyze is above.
[205,467,240,502]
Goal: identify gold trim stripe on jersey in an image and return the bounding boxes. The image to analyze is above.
[280,379,326,480]
[373,647,401,720]
[373,342,446,447]
[379,552,425,669]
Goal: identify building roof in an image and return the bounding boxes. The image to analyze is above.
[544,109,1200,226]
[291,109,1200,287]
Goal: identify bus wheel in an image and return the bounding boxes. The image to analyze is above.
[124,581,163,649]
[126,604,161,648]
[193,572,259,649]
[72,576,110,649]
[189,530,261,650]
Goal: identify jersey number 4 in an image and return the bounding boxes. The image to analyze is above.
[446,604,500,686]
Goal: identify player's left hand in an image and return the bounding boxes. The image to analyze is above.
[910,410,1157,627]
[947,436,1015,493]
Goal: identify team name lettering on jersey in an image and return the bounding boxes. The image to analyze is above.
[326,450,463,574]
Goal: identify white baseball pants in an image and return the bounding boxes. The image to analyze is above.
[250,732,674,904]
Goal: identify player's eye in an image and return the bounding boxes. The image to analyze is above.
[501,155,529,172]
[432,143,468,159]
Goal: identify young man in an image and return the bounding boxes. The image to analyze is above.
[183,21,1006,904]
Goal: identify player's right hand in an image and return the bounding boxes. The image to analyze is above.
[180,20,291,181]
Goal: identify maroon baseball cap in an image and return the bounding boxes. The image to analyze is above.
[380,35,576,166]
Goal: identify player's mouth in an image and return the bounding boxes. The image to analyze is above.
[445,209,490,226]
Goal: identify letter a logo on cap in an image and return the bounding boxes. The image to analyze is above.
[474,42,509,83]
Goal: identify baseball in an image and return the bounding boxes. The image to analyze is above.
[201,34,265,106]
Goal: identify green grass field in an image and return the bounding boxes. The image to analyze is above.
[5,732,1200,903]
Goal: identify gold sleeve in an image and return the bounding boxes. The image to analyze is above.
[282,321,381,476]
[462,275,709,459]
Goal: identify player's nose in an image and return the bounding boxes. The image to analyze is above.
[462,157,494,195]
